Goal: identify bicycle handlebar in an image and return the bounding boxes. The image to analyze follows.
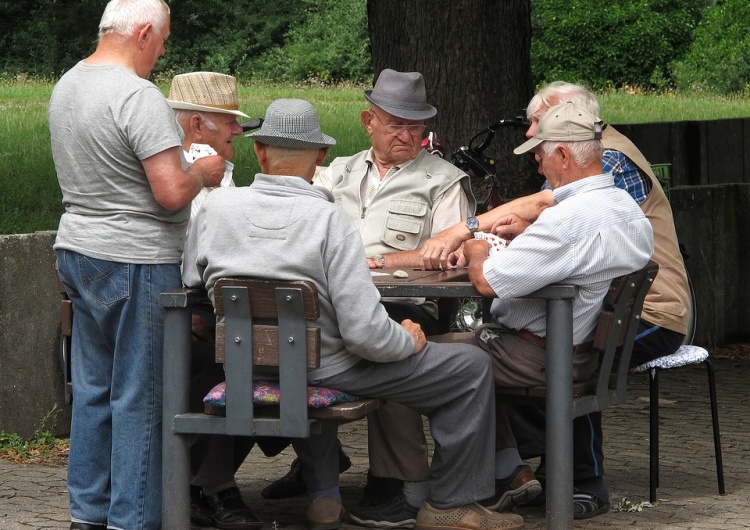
[471,115,529,154]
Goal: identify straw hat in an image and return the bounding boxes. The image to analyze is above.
[514,102,603,155]
[167,71,249,118]
[364,69,437,120]
[246,99,336,149]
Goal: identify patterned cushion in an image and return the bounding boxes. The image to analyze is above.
[630,344,709,373]
[203,381,360,408]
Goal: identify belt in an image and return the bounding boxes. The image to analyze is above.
[516,329,593,355]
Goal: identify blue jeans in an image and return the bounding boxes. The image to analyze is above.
[57,249,181,530]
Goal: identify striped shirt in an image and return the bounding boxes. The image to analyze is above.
[484,173,654,344]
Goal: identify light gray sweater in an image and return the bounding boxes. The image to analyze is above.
[182,174,415,380]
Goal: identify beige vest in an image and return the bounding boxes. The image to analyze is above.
[603,126,690,334]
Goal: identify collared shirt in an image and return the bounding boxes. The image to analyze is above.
[601,149,653,204]
[485,173,654,344]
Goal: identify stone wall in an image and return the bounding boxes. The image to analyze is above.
[0,231,71,438]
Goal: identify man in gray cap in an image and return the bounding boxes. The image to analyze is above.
[265,69,477,523]
[182,98,525,530]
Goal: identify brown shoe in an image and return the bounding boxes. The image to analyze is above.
[306,496,345,530]
[415,501,524,530]
[482,465,542,512]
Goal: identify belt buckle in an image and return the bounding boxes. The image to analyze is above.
[478,328,499,344]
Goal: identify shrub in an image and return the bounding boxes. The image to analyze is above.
[250,0,372,84]
[670,0,750,94]
[531,0,703,90]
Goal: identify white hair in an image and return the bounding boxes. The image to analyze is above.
[174,110,218,132]
[541,139,603,167]
[98,0,170,39]
[527,81,601,120]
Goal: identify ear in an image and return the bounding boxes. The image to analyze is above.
[557,145,570,168]
[253,142,267,169]
[316,147,330,165]
[136,23,153,50]
[361,109,374,134]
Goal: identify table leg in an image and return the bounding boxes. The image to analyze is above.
[544,298,574,529]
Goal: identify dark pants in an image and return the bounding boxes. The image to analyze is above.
[509,319,685,485]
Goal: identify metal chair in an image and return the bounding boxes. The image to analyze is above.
[630,344,725,502]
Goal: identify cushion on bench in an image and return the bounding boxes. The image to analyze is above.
[203,381,360,409]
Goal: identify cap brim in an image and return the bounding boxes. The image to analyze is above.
[167,100,249,118]
[364,91,437,121]
[513,137,543,155]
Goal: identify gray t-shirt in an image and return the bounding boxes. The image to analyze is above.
[49,61,186,263]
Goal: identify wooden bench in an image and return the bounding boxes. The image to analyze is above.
[161,278,383,529]
[495,260,659,526]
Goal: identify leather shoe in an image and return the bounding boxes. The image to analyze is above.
[205,486,262,530]
[191,485,214,527]
[307,495,345,530]
[261,442,352,499]
[482,464,542,512]
[70,524,107,530]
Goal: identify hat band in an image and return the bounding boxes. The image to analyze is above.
[196,103,240,111]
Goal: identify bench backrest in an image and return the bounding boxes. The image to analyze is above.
[210,277,320,437]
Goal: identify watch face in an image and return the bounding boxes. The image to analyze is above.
[467,217,479,232]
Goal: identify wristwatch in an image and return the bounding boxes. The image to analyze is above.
[465,216,479,235]
[370,255,386,266]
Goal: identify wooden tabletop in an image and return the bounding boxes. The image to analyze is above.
[371,267,480,298]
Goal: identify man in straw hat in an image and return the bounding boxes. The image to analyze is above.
[167,71,268,530]
[182,98,525,530]
[48,1,225,529]
[265,69,477,522]
[437,101,653,517]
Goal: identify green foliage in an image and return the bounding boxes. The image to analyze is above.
[250,0,372,83]
[531,0,704,90]
[0,406,67,465]
[670,0,750,95]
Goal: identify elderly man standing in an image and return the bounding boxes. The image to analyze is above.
[166,71,266,530]
[182,98,524,530]
[49,1,225,529]
[264,69,478,520]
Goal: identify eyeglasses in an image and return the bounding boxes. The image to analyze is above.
[369,110,426,136]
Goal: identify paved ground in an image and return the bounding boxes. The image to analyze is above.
[1,356,748,529]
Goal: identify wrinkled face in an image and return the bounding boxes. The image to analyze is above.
[201,112,243,160]
[534,144,568,189]
[362,107,426,166]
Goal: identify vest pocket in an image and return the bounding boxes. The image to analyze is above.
[382,200,427,250]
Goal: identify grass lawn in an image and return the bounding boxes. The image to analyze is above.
[2,78,750,234]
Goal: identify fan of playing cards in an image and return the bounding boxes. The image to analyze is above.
[473,231,508,257]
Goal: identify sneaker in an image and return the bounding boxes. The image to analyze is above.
[415,501,524,530]
[350,494,419,529]
[482,465,542,512]
[307,496,345,530]
[573,491,610,520]
[359,471,404,507]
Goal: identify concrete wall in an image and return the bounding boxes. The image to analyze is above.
[0,231,71,438]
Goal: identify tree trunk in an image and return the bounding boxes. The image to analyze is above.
[367,0,541,202]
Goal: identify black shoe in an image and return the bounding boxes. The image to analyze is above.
[205,486,263,530]
[349,494,419,529]
[358,471,404,507]
[191,485,214,527]
[70,524,107,530]
[573,491,610,519]
[261,442,353,500]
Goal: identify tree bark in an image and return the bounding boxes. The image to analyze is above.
[367,0,541,201]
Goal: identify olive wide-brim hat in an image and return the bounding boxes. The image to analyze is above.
[167,71,249,118]
[364,68,437,120]
[246,98,336,149]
